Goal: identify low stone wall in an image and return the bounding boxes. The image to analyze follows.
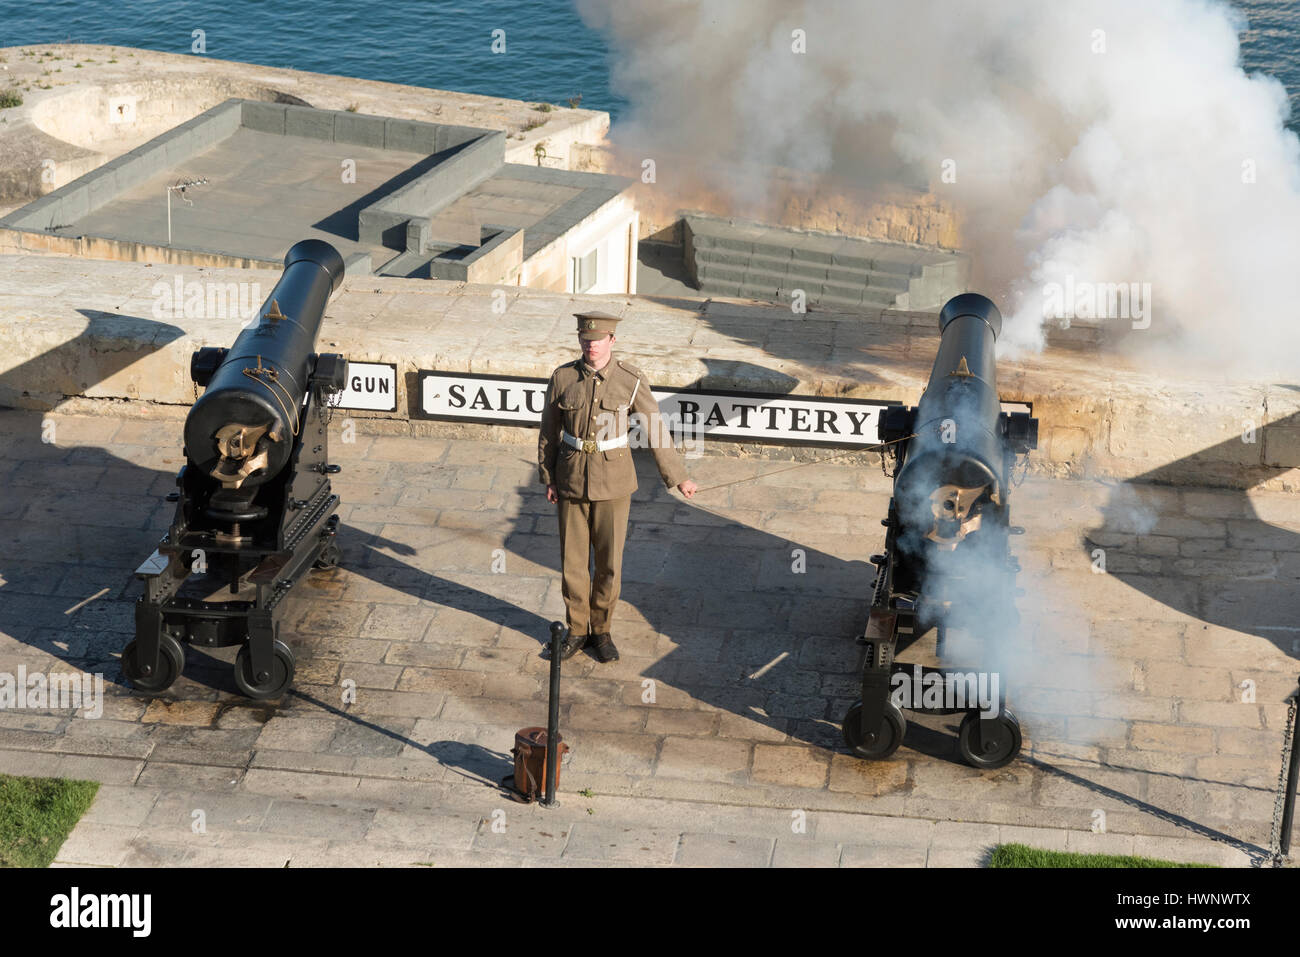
[431,227,524,284]
[239,100,482,154]
[357,130,505,248]
[1,100,242,231]
[0,227,280,268]
[1,255,1297,491]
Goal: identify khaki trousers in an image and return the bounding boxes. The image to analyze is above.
[556,496,631,636]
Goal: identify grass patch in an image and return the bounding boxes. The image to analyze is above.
[521,117,548,132]
[990,843,1215,869]
[0,774,100,868]
[0,90,22,109]
[533,102,554,112]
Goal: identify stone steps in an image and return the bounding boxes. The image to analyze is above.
[694,260,900,309]
[683,212,969,312]
[697,248,913,291]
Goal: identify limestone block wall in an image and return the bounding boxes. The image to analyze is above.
[2,256,1296,491]
[570,142,961,249]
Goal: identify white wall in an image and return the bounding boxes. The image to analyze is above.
[563,196,639,296]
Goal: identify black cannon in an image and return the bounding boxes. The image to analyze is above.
[123,239,349,699]
[842,292,1037,769]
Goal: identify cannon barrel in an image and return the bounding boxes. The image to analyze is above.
[183,239,345,489]
[893,293,1007,548]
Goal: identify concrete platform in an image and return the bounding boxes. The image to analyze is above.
[0,409,1294,867]
[68,125,428,266]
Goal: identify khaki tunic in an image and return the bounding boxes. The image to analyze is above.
[538,358,688,501]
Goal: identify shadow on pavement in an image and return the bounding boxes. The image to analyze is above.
[1085,408,1300,660]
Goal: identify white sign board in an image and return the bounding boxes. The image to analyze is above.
[415,371,1032,446]
[337,361,398,412]
[415,371,903,447]
[650,388,895,444]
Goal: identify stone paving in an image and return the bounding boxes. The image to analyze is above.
[0,409,1297,867]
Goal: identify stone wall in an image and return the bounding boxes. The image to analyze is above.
[2,255,1297,491]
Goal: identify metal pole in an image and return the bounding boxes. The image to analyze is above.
[540,621,566,808]
[165,179,205,247]
[1279,676,1300,857]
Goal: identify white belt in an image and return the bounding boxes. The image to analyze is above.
[562,430,628,453]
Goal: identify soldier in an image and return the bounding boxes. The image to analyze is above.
[538,311,697,662]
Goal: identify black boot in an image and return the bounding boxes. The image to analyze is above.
[589,632,619,663]
[557,628,589,661]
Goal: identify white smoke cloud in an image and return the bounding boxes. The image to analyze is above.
[579,0,1300,374]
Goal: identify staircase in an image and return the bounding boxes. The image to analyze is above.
[683,213,969,312]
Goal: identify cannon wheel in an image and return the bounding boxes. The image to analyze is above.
[842,700,906,760]
[121,633,185,695]
[957,709,1022,770]
[233,639,295,700]
[313,542,342,570]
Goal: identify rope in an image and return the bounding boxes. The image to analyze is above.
[241,355,302,437]
[690,432,917,496]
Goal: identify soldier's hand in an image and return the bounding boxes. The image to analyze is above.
[546,484,559,504]
[677,480,698,499]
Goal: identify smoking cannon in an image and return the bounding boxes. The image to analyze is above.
[123,239,349,699]
[843,293,1037,769]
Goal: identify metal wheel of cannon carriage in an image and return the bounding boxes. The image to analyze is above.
[233,638,296,700]
[841,700,907,760]
[313,542,343,569]
[121,633,186,694]
[957,708,1022,770]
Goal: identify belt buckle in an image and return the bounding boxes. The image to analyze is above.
[581,439,598,454]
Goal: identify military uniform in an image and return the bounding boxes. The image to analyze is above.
[539,312,690,660]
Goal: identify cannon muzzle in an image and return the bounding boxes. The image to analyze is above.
[183,239,345,489]
[891,293,1023,549]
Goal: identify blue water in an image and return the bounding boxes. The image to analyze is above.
[1234,0,1300,127]
[0,0,628,116]
[0,0,1293,127]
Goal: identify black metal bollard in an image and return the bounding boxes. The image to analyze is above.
[1280,676,1300,857]
[540,621,566,808]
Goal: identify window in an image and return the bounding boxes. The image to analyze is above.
[573,247,598,293]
